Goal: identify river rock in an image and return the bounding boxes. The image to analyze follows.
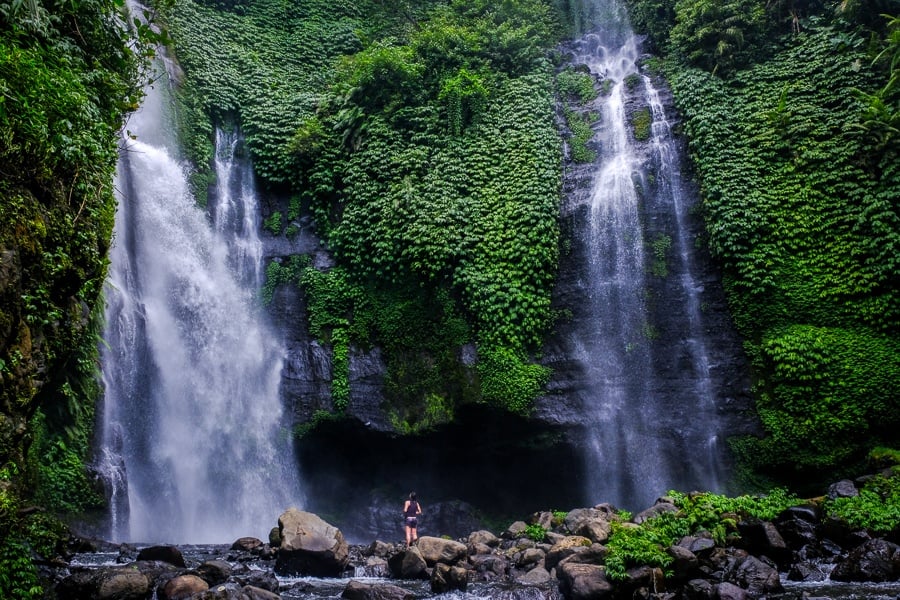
[736,518,790,566]
[193,582,243,599]
[197,559,232,585]
[136,545,186,567]
[544,536,592,571]
[504,521,528,539]
[667,544,699,580]
[242,585,281,600]
[632,500,678,524]
[430,562,468,593]
[515,547,545,569]
[468,530,500,547]
[387,546,428,579]
[415,535,467,565]
[342,579,415,600]
[367,540,393,558]
[232,537,264,552]
[557,562,613,600]
[469,553,509,580]
[233,567,279,592]
[99,569,152,600]
[716,581,749,600]
[274,508,349,576]
[564,508,612,543]
[775,506,820,550]
[161,574,209,600]
[684,578,715,600]
[830,538,900,582]
[827,479,859,499]
[57,567,152,600]
[787,561,829,582]
[517,565,552,585]
[723,553,783,595]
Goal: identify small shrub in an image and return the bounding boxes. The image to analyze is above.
[524,522,547,542]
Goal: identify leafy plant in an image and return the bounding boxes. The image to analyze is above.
[825,473,900,532]
[524,522,548,542]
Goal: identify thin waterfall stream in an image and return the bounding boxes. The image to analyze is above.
[97,55,302,543]
[564,0,731,509]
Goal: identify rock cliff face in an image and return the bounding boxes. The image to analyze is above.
[259,67,757,527]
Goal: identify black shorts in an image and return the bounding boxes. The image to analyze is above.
[405,517,418,528]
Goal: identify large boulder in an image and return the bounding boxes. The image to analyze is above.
[723,553,783,596]
[557,562,613,600]
[136,545,186,567]
[831,538,900,582]
[160,574,209,600]
[736,518,790,567]
[196,560,232,586]
[242,586,281,600]
[564,508,612,543]
[274,508,350,576]
[232,537,264,552]
[415,536,467,566]
[430,563,468,593]
[387,546,429,579]
[632,500,678,524]
[57,567,151,600]
[544,536,593,571]
[468,530,500,547]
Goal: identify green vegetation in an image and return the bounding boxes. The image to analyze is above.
[524,522,548,542]
[631,106,652,141]
[170,0,564,423]
[622,0,900,488]
[825,471,900,532]
[0,0,150,592]
[603,488,801,580]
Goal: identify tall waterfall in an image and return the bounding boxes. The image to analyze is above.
[567,0,729,509]
[97,59,302,543]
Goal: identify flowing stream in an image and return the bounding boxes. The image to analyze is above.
[97,56,302,543]
[568,0,728,509]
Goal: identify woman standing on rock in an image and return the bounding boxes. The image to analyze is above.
[403,492,422,547]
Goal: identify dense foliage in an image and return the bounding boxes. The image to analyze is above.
[0,0,147,594]
[170,0,566,423]
[624,0,900,487]
[602,488,800,580]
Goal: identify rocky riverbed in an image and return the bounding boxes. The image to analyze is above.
[45,475,900,600]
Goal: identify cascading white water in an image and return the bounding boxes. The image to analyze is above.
[98,56,302,543]
[570,0,726,509]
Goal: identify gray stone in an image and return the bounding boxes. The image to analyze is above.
[831,538,900,582]
[275,508,349,576]
[96,569,151,600]
[387,546,428,579]
[161,574,209,600]
[544,536,593,571]
[557,562,613,600]
[827,479,859,500]
[716,581,748,600]
[430,563,468,593]
[468,530,500,547]
[196,559,232,585]
[517,565,552,585]
[136,545,186,567]
[341,580,415,600]
[415,535,467,566]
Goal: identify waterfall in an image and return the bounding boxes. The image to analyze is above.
[97,56,302,543]
[568,0,727,509]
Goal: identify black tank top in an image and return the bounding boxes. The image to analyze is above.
[405,500,419,517]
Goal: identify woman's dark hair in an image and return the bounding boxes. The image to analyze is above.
[409,492,417,500]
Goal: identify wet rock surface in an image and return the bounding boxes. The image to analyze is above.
[47,476,900,600]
